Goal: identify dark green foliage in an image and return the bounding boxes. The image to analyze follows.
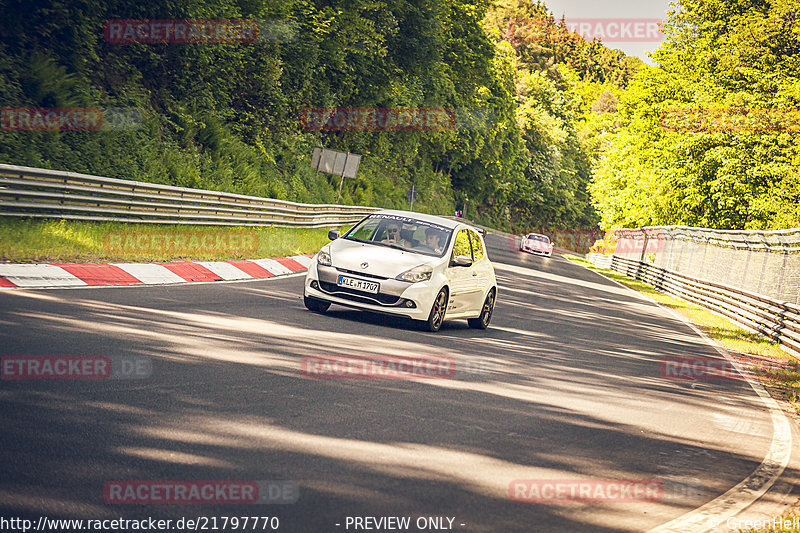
[483,0,640,230]
[0,0,638,229]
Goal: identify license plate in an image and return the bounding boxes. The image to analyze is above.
[337,275,379,294]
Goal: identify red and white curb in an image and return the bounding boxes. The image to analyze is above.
[0,255,314,289]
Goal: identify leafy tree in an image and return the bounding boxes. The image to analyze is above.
[592,0,800,230]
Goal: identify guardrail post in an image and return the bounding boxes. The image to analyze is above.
[756,240,768,295]
[742,239,751,289]
[775,301,788,345]
[699,233,709,279]
[665,229,675,271]
[777,250,788,299]
[633,229,647,281]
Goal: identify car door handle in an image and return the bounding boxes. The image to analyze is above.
[472,272,477,276]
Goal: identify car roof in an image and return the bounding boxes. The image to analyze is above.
[372,209,470,231]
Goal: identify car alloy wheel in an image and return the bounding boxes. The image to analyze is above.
[468,290,495,329]
[425,288,448,332]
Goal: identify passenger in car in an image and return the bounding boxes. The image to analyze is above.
[424,227,444,254]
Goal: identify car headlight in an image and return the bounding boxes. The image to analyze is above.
[317,250,332,266]
[396,264,433,283]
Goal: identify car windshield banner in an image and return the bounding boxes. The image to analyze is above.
[366,213,451,234]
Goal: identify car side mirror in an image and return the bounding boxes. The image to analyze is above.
[451,255,473,267]
[328,229,340,241]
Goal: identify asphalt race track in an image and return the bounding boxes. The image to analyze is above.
[1,233,799,533]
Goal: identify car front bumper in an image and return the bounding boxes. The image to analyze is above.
[522,243,552,255]
[303,262,436,320]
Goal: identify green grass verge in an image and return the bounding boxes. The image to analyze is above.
[565,254,800,532]
[0,216,347,263]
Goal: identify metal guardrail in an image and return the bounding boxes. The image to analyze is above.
[600,225,800,358]
[0,164,379,227]
[586,253,612,269]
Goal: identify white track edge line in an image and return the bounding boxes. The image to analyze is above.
[568,259,793,533]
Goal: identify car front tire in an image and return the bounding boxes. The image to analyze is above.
[468,290,495,330]
[424,288,448,332]
[304,295,330,313]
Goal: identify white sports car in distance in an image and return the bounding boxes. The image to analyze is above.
[520,233,554,257]
[303,210,497,332]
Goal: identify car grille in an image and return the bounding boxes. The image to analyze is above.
[335,268,389,280]
[319,281,401,306]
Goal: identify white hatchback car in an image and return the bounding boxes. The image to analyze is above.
[303,210,497,332]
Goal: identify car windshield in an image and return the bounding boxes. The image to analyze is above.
[344,214,454,257]
[527,234,550,243]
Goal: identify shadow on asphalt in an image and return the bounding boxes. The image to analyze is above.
[0,237,797,532]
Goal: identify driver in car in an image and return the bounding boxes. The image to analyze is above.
[382,222,412,248]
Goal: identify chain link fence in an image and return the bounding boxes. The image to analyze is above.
[613,227,800,305]
[608,226,800,357]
